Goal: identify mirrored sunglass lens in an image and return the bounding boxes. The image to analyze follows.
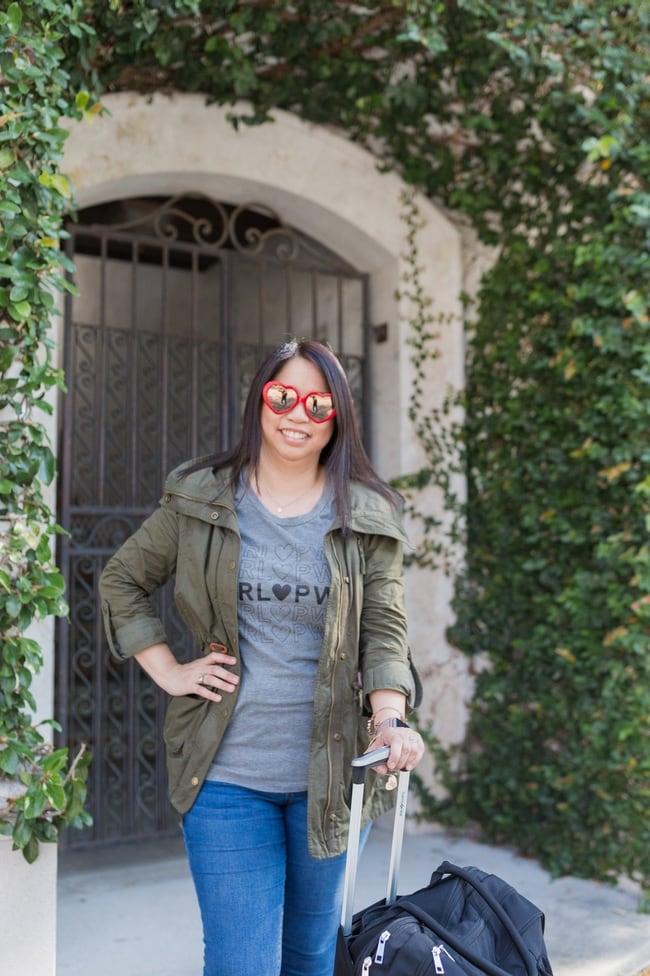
[266,384,297,412]
[309,394,334,420]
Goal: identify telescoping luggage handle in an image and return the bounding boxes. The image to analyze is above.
[341,746,410,936]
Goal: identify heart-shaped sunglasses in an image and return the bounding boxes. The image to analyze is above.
[262,381,336,423]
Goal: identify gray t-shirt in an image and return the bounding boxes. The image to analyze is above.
[207,482,334,792]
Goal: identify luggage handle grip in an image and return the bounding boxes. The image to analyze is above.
[351,746,390,783]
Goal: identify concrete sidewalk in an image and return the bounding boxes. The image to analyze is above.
[57,821,650,976]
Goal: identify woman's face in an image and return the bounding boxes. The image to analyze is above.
[260,356,335,468]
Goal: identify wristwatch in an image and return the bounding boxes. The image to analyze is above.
[367,715,410,738]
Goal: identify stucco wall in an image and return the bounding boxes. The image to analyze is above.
[0,840,57,975]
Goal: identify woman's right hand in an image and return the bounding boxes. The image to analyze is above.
[134,642,239,701]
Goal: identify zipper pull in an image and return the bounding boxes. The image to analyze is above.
[356,534,367,573]
[354,670,364,711]
[361,956,373,975]
[374,929,391,963]
[432,946,445,974]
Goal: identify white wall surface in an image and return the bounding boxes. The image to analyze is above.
[0,839,57,976]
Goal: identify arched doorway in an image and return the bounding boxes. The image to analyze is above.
[56,193,368,846]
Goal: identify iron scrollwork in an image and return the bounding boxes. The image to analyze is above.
[108,193,351,269]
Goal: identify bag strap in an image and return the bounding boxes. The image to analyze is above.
[439,862,537,976]
[396,899,522,976]
[417,861,538,976]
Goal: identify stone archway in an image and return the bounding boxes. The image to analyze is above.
[57,191,372,845]
[60,92,470,795]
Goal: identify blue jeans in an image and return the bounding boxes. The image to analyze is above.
[182,781,369,976]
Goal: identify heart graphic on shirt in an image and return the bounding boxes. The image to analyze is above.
[274,544,294,579]
[272,584,291,601]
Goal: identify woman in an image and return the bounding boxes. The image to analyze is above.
[100,338,424,976]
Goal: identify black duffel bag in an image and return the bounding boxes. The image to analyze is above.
[334,860,554,976]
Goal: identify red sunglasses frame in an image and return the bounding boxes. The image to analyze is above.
[262,381,336,423]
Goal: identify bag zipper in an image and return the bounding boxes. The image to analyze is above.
[374,929,391,963]
[432,944,455,974]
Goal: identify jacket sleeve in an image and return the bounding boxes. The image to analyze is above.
[99,505,180,661]
[358,533,422,711]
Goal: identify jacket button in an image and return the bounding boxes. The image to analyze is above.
[333,733,342,741]
[343,576,350,583]
[228,561,236,570]
[210,512,219,520]
[340,652,347,660]
[164,493,171,502]
[329,813,337,822]
[191,776,199,787]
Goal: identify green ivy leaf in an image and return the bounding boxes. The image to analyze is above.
[0,147,16,170]
[43,777,66,810]
[4,595,21,618]
[6,3,23,32]
[22,834,40,864]
[7,299,31,321]
[0,747,20,775]
[22,791,46,820]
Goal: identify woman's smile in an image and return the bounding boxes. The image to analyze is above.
[280,427,309,442]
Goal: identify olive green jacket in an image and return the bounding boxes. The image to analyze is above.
[99,462,422,858]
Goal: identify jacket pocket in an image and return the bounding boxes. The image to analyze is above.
[101,600,125,660]
[163,695,219,813]
[163,695,206,755]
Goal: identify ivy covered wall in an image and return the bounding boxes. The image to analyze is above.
[1,0,648,886]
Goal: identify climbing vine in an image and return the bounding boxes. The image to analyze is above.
[392,188,465,577]
[0,1,94,860]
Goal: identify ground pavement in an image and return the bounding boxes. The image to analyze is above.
[57,820,650,976]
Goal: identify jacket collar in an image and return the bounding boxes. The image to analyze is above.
[346,482,409,543]
[164,460,408,543]
[164,459,234,504]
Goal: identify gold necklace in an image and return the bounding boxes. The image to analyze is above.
[258,478,320,514]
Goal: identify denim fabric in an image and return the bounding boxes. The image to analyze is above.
[183,780,370,976]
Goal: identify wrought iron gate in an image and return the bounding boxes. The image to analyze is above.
[56,194,368,847]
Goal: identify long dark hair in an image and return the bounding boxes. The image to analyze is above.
[183,338,401,530]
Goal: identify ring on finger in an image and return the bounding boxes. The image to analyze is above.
[198,674,205,686]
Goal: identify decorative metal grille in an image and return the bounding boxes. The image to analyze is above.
[56,194,368,847]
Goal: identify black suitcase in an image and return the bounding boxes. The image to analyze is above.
[334,748,554,976]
